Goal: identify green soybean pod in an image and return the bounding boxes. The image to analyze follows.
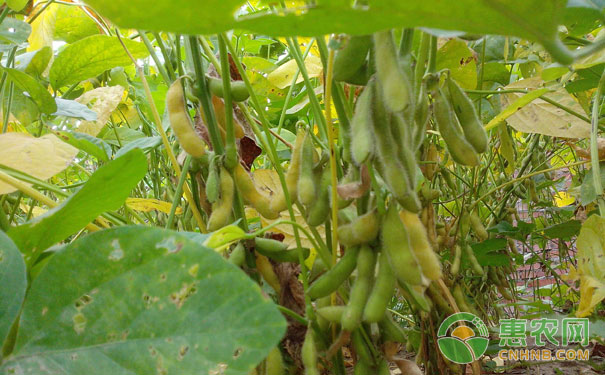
[400,210,443,281]
[433,88,479,167]
[373,30,413,112]
[342,245,376,331]
[208,76,250,102]
[378,359,390,375]
[307,247,360,300]
[378,312,407,343]
[447,77,488,153]
[302,328,319,375]
[265,346,285,375]
[333,35,372,82]
[413,81,429,150]
[370,80,420,212]
[391,113,418,190]
[298,130,316,206]
[350,84,375,165]
[451,244,462,276]
[382,205,423,286]
[270,126,305,213]
[206,155,219,204]
[469,210,489,241]
[316,305,345,323]
[306,167,331,226]
[337,210,380,247]
[257,247,310,264]
[255,237,288,253]
[354,360,372,375]
[463,243,484,276]
[351,329,373,364]
[228,243,246,267]
[207,166,235,231]
[363,250,395,323]
[344,63,370,86]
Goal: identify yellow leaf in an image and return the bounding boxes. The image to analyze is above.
[203,225,247,251]
[27,3,58,52]
[498,77,590,138]
[19,203,47,218]
[75,86,125,136]
[125,198,183,215]
[277,36,322,57]
[553,191,575,207]
[267,54,323,89]
[574,215,605,317]
[0,133,78,194]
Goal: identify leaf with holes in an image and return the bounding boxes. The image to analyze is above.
[0,226,286,374]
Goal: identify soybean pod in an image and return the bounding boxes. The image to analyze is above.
[302,328,319,375]
[447,77,488,153]
[233,164,279,220]
[307,246,360,299]
[350,85,375,165]
[399,210,442,281]
[382,205,423,286]
[337,210,380,247]
[167,78,206,158]
[207,166,234,231]
[363,250,396,323]
[298,130,316,206]
[433,88,479,167]
[373,30,413,112]
[342,245,376,331]
[270,126,305,213]
[333,35,372,83]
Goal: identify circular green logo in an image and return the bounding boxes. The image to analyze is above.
[437,312,489,364]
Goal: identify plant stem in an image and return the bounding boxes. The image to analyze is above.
[166,155,191,229]
[591,70,605,213]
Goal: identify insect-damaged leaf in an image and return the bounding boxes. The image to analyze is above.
[1,226,286,374]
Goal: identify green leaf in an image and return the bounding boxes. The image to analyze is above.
[0,231,26,350]
[3,68,57,114]
[53,98,98,121]
[82,0,565,45]
[14,47,53,77]
[7,149,148,262]
[115,136,162,158]
[580,164,605,205]
[49,35,149,89]
[53,130,111,162]
[436,39,477,89]
[541,220,581,239]
[471,239,509,266]
[54,3,100,43]
[5,0,29,11]
[1,226,286,375]
[0,18,31,46]
[101,127,146,146]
